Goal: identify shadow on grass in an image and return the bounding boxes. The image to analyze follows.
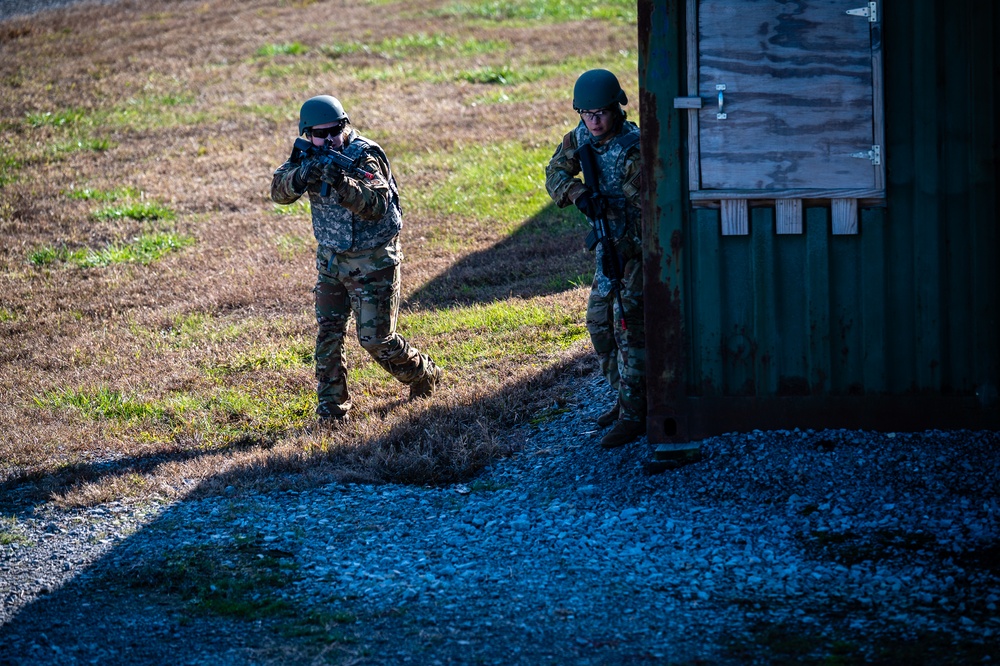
[198,352,598,493]
[0,352,599,664]
[0,433,279,515]
[407,201,594,308]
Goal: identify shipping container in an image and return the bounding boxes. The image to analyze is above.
[636,0,1000,453]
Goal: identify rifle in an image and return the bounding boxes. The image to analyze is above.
[292,137,376,197]
[577,142,627,331]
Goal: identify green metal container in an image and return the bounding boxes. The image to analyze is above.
[638,0,1000,444]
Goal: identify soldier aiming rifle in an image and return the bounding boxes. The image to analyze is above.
[271,95,443,425]
[545,69,647,450]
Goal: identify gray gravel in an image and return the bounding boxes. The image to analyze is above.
[0,0,114,21]
[1,376,999,664]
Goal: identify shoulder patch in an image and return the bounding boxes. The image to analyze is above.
[562,132,576,152]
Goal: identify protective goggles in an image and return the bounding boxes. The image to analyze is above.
[307,123,345,139]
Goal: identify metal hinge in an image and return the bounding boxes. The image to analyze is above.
[850,145,881,165]
[846,2,877,22]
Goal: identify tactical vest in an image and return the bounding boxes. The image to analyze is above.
[572,120,641,241]
[309,133,402,253]
[572,120,641,297]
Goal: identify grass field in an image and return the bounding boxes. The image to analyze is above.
[0,0,640,508]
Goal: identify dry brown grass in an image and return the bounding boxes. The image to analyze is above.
[0,0,638,508]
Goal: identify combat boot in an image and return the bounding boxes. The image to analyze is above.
[409,365,443,400]
[600,419,645,449]
[596,403,620,428]
[317,412,349,429]
[316,402,350,428]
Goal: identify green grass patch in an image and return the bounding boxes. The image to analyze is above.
[277,610,358,645]
[25,109,89,129]
[271,198,310,217]
[725,621,998,666]
[274,233,312,260]
[459,64,521,85]
[434,0,637,23]
[0,150,22,186]
[92,201,176,222]
[0,517,32,547]
[0,531,32,546]
[320,32,506,59]
[36,386,168,422]
[52,137,113,153]
[151,311,263,349]
[127,541,298,621]
[529,405,571,425]
[404,141,558,233]
[211,343,314,376]
[0,307,16,322]
[66,185,140,202]
[29,232,193,268]
[35,383,316,441]
[467,479,509,493]
[336,44,631,88]
[400,299,587,367]
[19,93,208,139]
[255,41,308,57]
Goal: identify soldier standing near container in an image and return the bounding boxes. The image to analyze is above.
[545,69,646,449]
[271,95,442,424]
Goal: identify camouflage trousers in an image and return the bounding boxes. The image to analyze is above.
[585,256,646,423]
[313,242,434,416]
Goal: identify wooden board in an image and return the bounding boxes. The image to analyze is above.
[697,0,878,190]
[776,198,803,234]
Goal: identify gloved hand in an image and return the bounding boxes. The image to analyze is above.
[574,190,600,219]
[320,162,345,188]
[293,158,322,192]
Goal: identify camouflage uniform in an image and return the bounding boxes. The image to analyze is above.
[271,128,437,417]
[545,119,646,424]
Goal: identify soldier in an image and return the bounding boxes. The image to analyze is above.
[545,69,646,449]
[271,95,442,424]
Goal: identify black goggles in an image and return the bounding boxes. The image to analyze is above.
[308,123,345,139]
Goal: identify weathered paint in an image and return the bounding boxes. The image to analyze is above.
[640,0,1000,442]
[638,0,688,440]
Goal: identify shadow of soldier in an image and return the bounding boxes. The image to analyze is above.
[406,201,593,309]
[0,354,599,665]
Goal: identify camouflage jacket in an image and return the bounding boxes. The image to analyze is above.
[545,119,642,295]
[271,129,402,253]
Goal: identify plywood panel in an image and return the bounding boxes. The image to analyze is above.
[698,0,877,190]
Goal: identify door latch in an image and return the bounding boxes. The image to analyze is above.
[716,84,727,120]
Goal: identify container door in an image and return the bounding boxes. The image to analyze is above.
[696,0,882,191]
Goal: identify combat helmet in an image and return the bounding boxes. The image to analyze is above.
[298,95,349,135]
[573,69,628,110]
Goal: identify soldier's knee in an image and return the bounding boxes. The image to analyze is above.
[359,335,392,356]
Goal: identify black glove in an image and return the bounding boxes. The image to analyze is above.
[574,190,600,219]
[293,158,322,192]
[320,162,345,188]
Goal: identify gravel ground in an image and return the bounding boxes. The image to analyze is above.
[0,0,119,22]
[1,376,999,664]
